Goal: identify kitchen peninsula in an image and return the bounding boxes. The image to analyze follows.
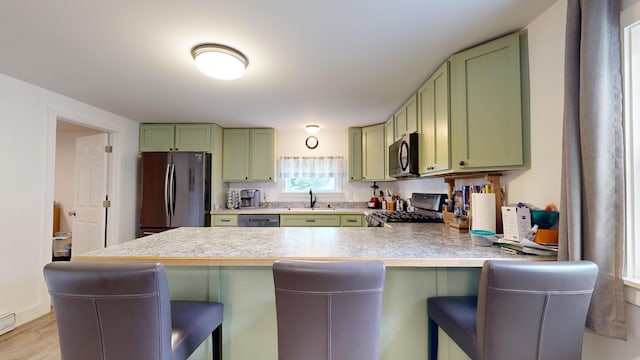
[76,225,549,360]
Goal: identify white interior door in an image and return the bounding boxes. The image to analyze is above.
[72,133,109,255]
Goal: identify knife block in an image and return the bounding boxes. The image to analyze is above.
[443,210,470,233]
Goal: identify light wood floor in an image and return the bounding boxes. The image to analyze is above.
[0,312,60,360]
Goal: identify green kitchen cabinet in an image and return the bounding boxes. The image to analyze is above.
[222,128,275,182]
[211,214,239,227]
[340,214,364,227]
[348,128,362,181]
[418,61,451,175]
[222,129,250,181]
[449,31,529,172]
[280,214,341,227]
[385,116,395,179]
[250,129,276,181]
[362,124,387,181]
[394,94,418,137]
[139,124,213,152]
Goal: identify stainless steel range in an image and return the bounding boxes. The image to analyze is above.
[366,193,447,227]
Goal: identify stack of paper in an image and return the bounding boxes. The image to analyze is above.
[492,237,558,256]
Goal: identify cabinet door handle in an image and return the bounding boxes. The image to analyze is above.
[220,219,230,222]
[346,219,357,223]
[459,161,466,166]
[306,219,316,222]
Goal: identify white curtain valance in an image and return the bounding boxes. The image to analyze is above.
[279,156,343,178]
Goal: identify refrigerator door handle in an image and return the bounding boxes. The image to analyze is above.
[169,163,176,216]
[164,164,171,217]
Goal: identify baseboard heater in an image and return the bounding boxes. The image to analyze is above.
[0,313,16,335]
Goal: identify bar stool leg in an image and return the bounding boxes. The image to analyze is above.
[428,317,438,360]
[212,325,222,360]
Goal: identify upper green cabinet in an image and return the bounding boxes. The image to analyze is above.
[394,94,418,138]
[348,128,362,181]
[362,124,387,181]
[222,128,275,182]
[139,124,213,152]
[418,62,451,175]
[384,116,395,179]
[250,129,275,181]
[449,31,529,172]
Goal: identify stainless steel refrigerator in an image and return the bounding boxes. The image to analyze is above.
[139,152,211,236]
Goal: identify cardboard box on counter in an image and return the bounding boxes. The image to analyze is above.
[501,206,531,241]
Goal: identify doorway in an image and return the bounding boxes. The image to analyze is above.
[53,119,112,259]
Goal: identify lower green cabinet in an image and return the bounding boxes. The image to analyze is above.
[213,213,365,227]
[280,214,341,227]
[341,215,364,227]
[211,214,239,227]
[280,214,364,227]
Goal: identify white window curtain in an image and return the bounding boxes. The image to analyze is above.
[279,156,343,178]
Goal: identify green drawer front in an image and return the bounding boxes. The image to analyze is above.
[212,215,238,227]
[280,215,341,227]
[341,215,364,227]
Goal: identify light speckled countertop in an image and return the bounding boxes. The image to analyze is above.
[75,224,550,267]
[210,208,369,215]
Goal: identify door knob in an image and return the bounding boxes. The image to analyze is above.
[68,211,76,216]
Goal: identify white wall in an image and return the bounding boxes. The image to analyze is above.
[393,1,567,209]
[228,130,383,205]
[0,73,139,327]
[499,0,565,208]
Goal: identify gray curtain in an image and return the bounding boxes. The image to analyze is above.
[560,0,626,339]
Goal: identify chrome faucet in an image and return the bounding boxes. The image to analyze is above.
[309,189,317,209]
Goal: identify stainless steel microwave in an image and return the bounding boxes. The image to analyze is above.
[389,133,419,177]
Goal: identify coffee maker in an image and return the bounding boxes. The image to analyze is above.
[240,189,261,208]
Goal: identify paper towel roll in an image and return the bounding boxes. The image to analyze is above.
[471,193,496,232]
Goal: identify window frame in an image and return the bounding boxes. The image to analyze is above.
[621,2,640,299]
[278,156,345,198]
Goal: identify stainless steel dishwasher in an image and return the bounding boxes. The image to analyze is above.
[238,214,280,227]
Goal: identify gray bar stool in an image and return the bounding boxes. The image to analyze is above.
[427,260,598,360]
[43,261,223,360]
[272,260,386,360]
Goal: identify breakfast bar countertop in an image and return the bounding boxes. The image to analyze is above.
[75,224,548,267]
[209,207,370,215]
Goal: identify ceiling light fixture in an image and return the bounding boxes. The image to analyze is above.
[305,125,320,134]
[191,44,249,80]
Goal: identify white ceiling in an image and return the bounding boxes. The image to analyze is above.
[0,0,557,132]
